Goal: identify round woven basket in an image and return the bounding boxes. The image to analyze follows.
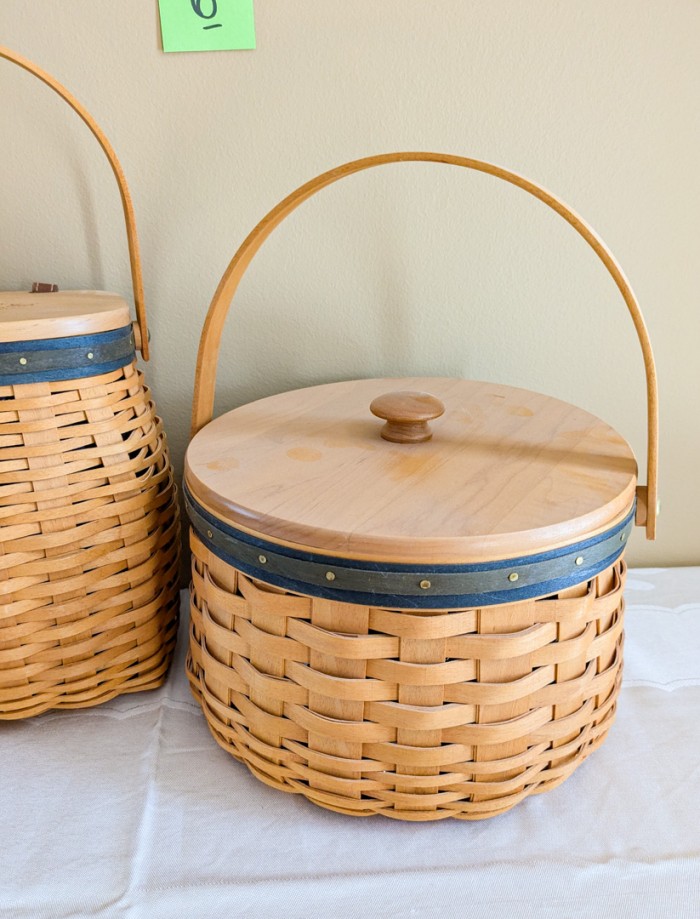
[185,152,658,820]
[188,534,625,821]
[0,48,180,719]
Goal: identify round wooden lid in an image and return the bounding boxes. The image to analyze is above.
[0,291,131,342]
[185,377,637,564]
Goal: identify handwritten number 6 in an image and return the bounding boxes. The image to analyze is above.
[191,0,218,20]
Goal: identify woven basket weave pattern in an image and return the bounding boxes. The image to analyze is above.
[0,362,180,719]
[187,530,625,821]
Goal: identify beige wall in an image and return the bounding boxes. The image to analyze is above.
[1,1,698,566]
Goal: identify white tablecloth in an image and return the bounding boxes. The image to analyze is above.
[2,568,699,919]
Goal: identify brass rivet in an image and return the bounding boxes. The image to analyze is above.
[206,530,213,539]
[325,571,336,581]
[508,572,519,582]
[258,555,267,564]
[419,579,431,590]
[575,556,584,566]
[620,533,625,542]
[87,352,94,360]
[19,357,27,365]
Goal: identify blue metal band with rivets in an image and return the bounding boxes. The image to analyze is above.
[184,483,634,609]
[0,325,135,385]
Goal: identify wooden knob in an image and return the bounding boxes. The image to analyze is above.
[370,391,445,443]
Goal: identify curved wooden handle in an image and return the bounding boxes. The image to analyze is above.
[0,46,150,359]
[191,152,658,539]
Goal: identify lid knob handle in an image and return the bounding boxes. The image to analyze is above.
[369,391,445,444]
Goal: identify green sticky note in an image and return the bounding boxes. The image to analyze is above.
[158,0,256,53]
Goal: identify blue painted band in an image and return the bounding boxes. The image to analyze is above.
[0,326,132,353]
[185,482,634,609]
[184,482,633,573]
[0,325,135,385]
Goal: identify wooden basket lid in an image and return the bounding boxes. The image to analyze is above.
[0,290,131,342]
[185,376,637,565]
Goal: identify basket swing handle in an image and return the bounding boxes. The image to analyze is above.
[191,151,658,539]
[0,46,150,360]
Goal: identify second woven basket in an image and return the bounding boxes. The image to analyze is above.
[0,48,180,719]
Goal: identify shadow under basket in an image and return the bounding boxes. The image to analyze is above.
[0,361,181,719]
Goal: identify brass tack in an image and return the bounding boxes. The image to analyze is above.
[508,572,519,582]
[258,555,267,564]
[575,556,584,566]
[19,357,27,365]
[87,352,94,360]
[206,530,213,539]
[325,571,336,581]
[419,579,431,590]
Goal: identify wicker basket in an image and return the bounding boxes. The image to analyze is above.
[185,153,658,820]
[0,48,180,719]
